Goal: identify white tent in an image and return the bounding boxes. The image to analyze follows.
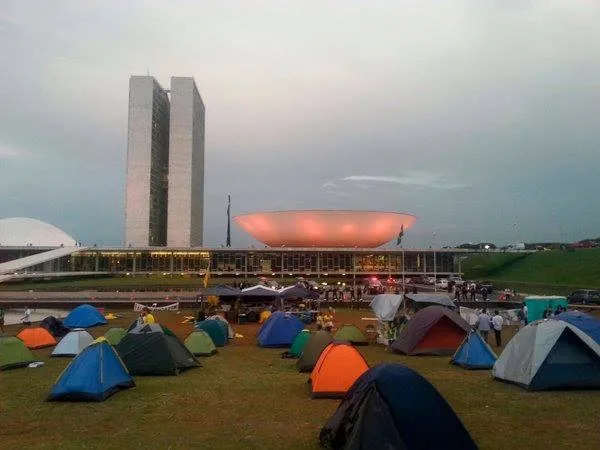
[493,319,600,390]
[370,294,403,321]
[51,329,94,357]
[206,315,234,339]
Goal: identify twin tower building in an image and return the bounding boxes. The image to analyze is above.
[125,76,205,247]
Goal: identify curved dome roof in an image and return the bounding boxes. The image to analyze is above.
[0,217,76,247]
[234,210,417,248]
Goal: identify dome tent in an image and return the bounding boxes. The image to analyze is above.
[0,336,36,370]
[185,331,217,356]
[310,342,369,398]
[40,316,70,338]
[391,305,470,356]
[556,310,600,344]
[17,327,57,349]
[63,304,107,328]
[51,329,94,357]
[257,311,304,348]
[206,315,234,339]
[493,320,600,390]
[451,330,497,370]
[48,341,135,401]
[297,330,334,373]
[117,325,200,376]
[104,328,127,346]
[334,325,368,346]
[196,320,228,347]
[320,363,477,450]
[282,329,311,358]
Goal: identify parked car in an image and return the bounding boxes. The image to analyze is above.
[567,290,600,305]
[477,281,494,294]
[436,278,449,289]
[426,276,437,285]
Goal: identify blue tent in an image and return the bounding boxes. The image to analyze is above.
[556,310,600,344]
[63,304,107,328]
[451,331,497,370]
[320,363,477,450]
[257,311,304,347]
[48,341,135,401]
[196,320,228,347]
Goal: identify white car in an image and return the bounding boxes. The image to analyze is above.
[436,278,449,289]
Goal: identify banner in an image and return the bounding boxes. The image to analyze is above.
[133,302,179,312]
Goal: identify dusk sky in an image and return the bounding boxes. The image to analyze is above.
[1,1,599,248]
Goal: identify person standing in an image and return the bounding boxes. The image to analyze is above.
[21,306,32,326]
[475,309,492,342]
[522,303,529,326]
[142,307,156,324]
[0,306,4,333]
[491,310,504,347]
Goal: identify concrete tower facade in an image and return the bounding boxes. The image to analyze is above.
[167,77,205,247]
[124,76,170,247]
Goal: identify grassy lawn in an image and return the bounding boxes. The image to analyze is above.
[2,308,600,449]
[463,249,600,295]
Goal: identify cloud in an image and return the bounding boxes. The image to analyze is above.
[321,181,337,188]
[0,145,23,158]
[339,173,469,190]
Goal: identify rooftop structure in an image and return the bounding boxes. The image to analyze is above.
[234,210,417,248]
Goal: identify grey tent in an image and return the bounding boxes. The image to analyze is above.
[404,293,456,310]
[279,285,312,299]
[493,320,600,390]
[51,329,94,357]
[297,330,333,372]
[391,305,470,356]
[370,294,403,321]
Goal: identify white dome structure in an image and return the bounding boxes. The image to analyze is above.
[0,217,77,247]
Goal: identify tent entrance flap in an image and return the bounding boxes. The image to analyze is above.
[531,328,600,390]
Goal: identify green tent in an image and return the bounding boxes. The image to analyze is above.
[334,325,368,346]
[297,330,334,372]
[0,336,37,370]
[185,331,217,356]
[525,296,569,322]
[289,330,311,358]
[104,328,127,346]
[116,329,201,376]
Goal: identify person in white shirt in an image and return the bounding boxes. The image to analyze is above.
[22,306,32,325]
[491,310,504,347]
[475,309,492,342]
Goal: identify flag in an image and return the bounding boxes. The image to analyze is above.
[417,254,421,270]
[226,194,231,247]
[396,224,404,245]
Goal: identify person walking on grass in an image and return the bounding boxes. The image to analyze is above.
[0,306,4,333]
[475,309,492,343]
[491,310,504,347]
[21,306,32,326]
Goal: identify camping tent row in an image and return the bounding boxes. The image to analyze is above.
[47,324,203,402]
[370,293,456,322]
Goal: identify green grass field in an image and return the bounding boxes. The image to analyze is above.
[2,309,600,449]
[462,249,600,295]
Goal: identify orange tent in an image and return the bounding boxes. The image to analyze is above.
[17,327,57,349]
[310,342,369,398]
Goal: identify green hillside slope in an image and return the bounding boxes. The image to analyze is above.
[462,249,600,295]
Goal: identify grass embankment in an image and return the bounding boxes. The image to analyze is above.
[2,309,600,449]
[463,249,600,295]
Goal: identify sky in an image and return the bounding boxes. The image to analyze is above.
[1,1,599,248]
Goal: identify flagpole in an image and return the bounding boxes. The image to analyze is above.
[226,194,231,247]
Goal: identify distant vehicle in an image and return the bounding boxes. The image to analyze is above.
[436,278,449,289]
[567,290,600,305]
[426,276,436,285]
[449,276,464,285]
[477,281,494,293]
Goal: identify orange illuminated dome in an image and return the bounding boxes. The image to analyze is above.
[234,210,416,248]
